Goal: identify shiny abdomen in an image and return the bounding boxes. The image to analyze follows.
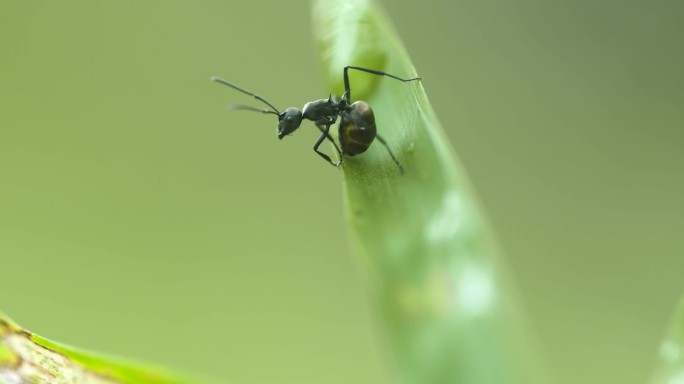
[338,101,377,156]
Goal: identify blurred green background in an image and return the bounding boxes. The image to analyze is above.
[1,1,682,383]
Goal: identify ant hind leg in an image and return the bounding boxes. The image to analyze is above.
[343,66,422,101]
[375,134,404,174]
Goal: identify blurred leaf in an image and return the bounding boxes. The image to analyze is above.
[312,0,544,383]
[650,298,684,384]
[0,313,197,384]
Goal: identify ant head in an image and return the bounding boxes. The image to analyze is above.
[277,107,303,139]
[211,77,305,140]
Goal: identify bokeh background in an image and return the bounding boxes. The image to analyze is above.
[1,1,682,383]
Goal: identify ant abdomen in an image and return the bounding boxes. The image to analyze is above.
[339,101,377,156]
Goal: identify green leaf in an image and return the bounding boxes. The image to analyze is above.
[312,0,544,383]
[0,313,198,384]
[650,297,684,384]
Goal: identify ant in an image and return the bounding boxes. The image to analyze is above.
[211,66,421,173]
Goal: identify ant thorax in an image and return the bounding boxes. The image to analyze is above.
[301,96,344,122]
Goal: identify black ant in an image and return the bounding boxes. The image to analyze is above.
[211,66,421,173]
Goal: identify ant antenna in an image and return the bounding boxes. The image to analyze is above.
[211,76,280,114]
[230,104,279,116]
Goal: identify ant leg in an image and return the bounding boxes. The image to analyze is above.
[313,125,341,167]
[375,134,404,174]
[343,66,422,101]
[315,123,342,157]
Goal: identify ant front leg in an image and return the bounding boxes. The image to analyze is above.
[343,66,422,102]
[315,123,342,158]
[313,124,341,168]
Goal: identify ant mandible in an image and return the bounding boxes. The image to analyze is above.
[211,66,422,174]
